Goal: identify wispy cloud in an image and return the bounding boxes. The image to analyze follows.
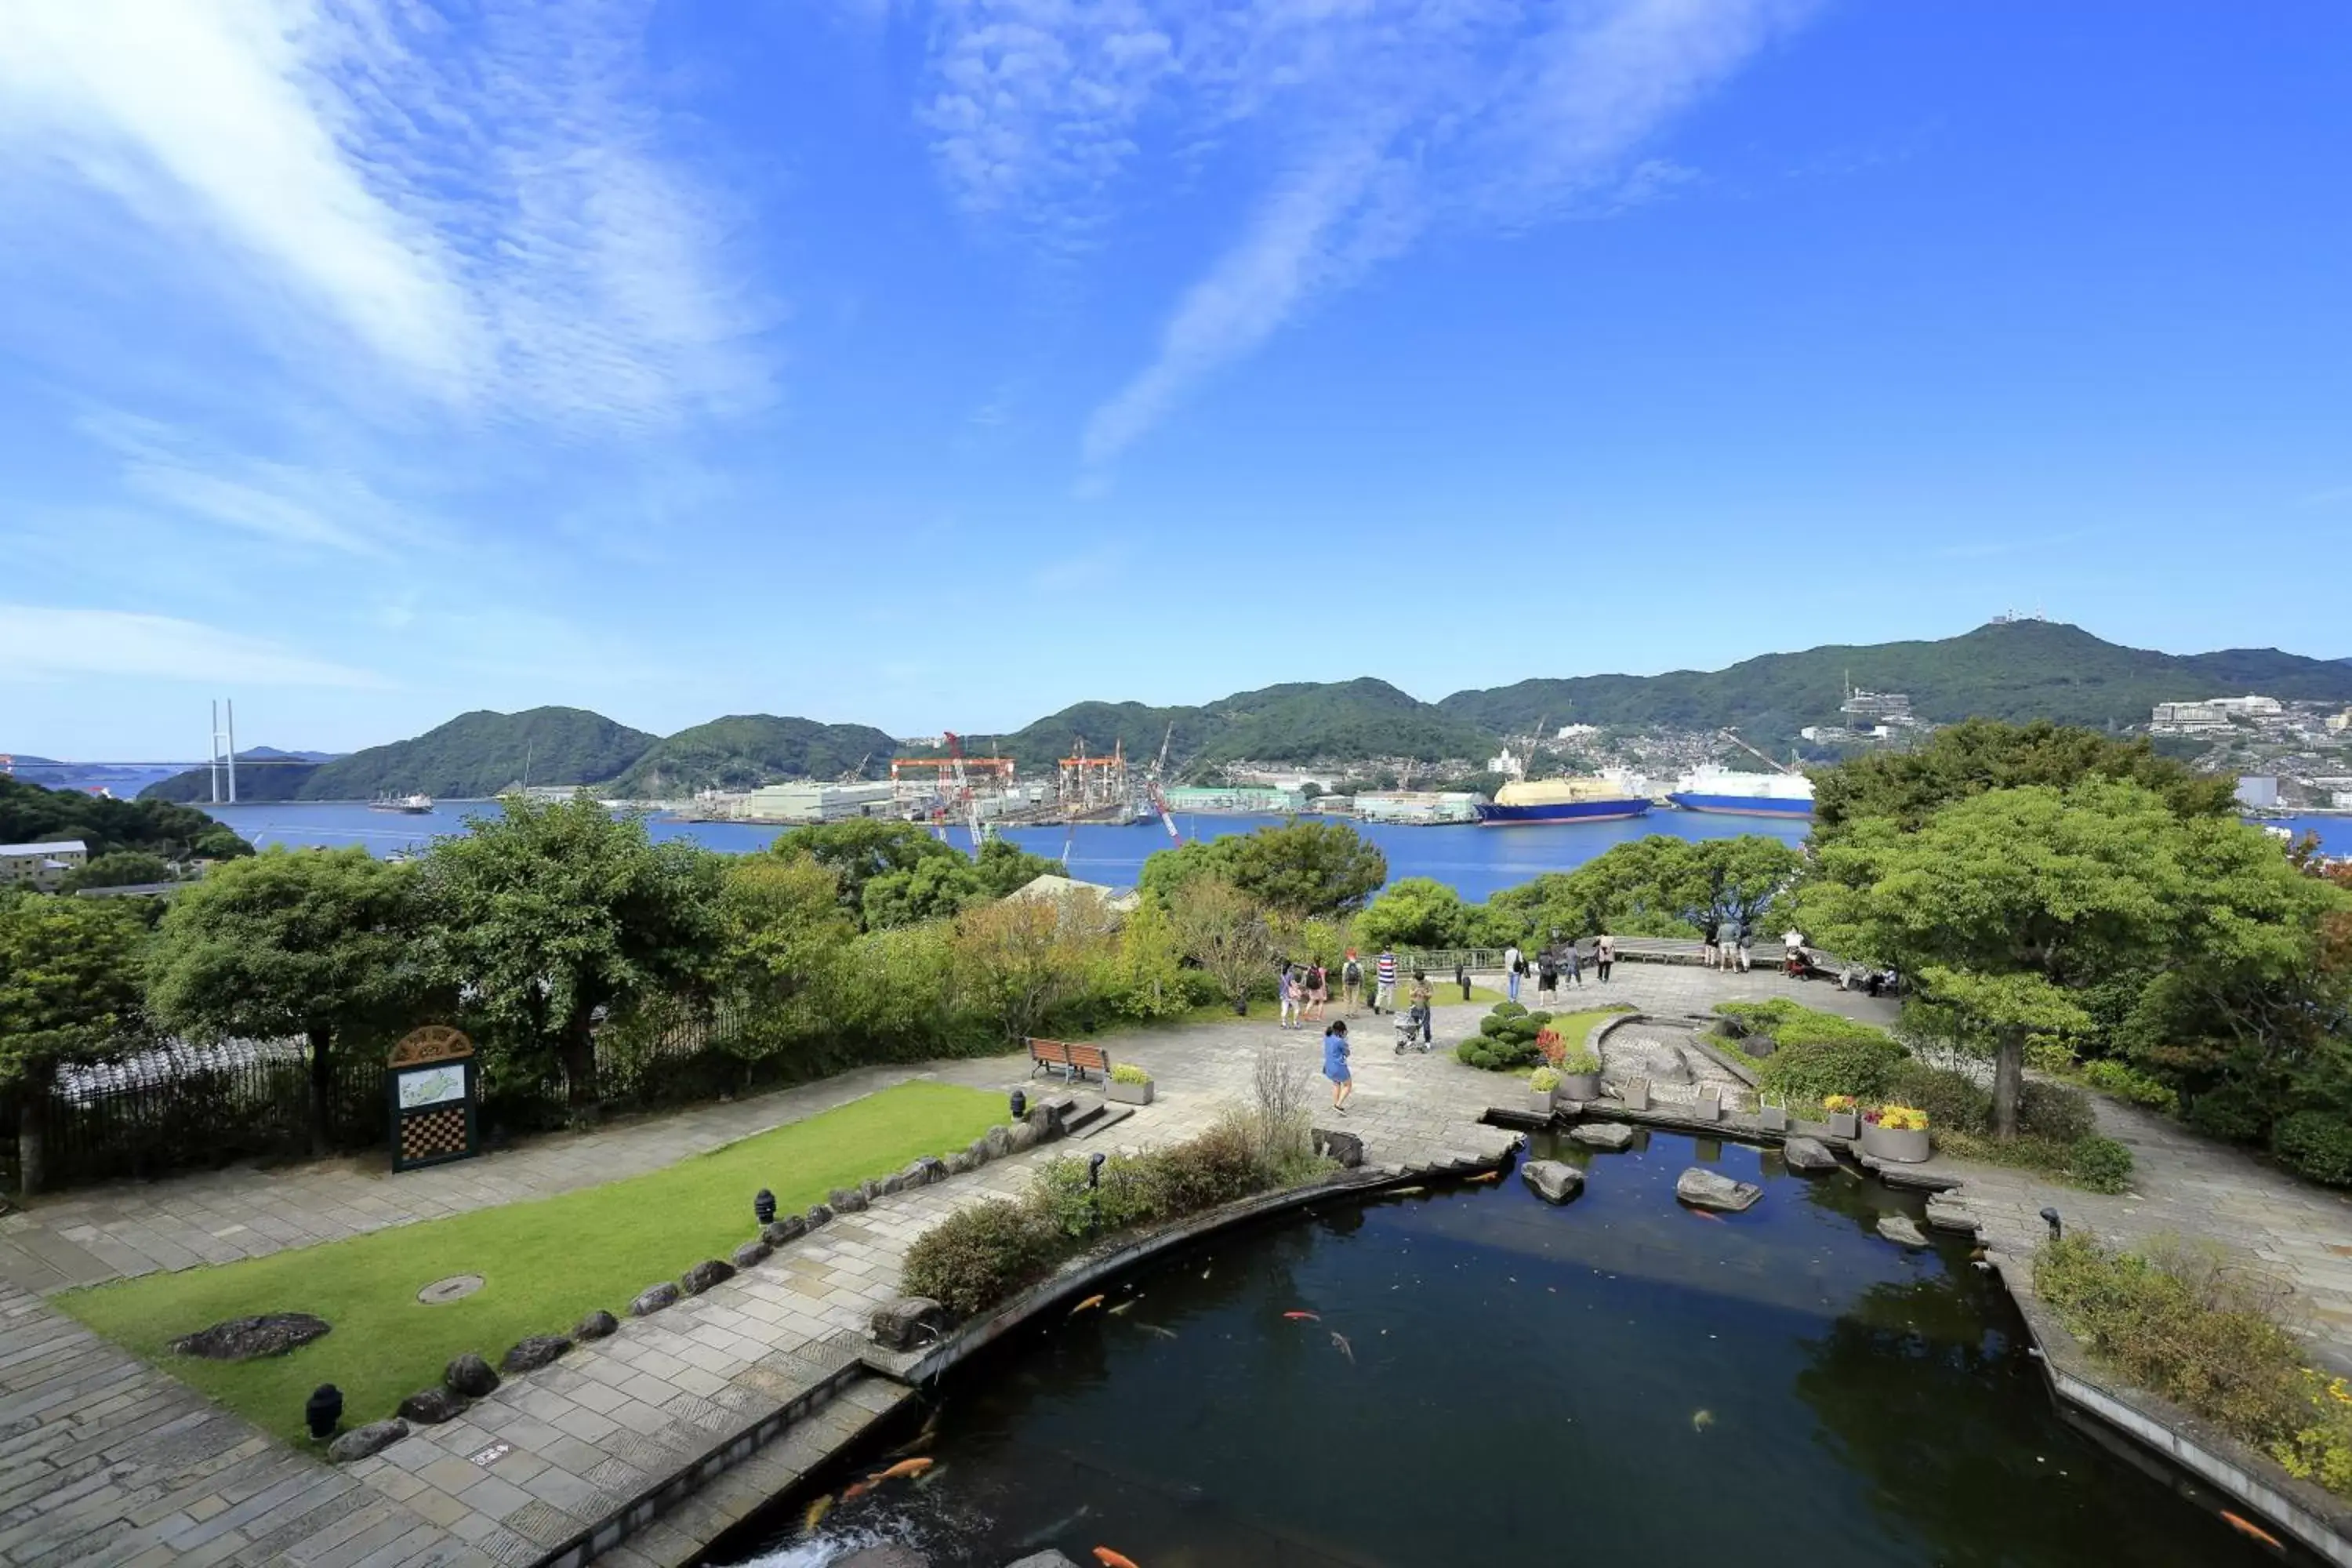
[909,0,1808,474]
[0,0,767,434]
[80,412,419,557]
[0,605,389,688]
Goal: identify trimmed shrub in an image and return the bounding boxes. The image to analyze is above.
[2063,1134,2135,1194]
[1757,1028,1907,1103]
[2018,1080,2096,1143]
[1138,1118,1266,1214]
[901,1200,1065,1318]
[2187,1083,2270,1144]
[1492,1000,1528,1019]
[2080,1058,2180,1115]
[2274,1111,2352,1188]
[1889,1062,1993,1135]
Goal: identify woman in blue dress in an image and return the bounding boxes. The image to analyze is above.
[1322,1019,1352,1113]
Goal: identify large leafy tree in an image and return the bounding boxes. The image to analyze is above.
[949,890,1117,1043]
[0,896,147,1192]
[1357,877,1513,950]
[148,846,424,1154]
[1486,834,1802,942]
[714,851,854,1076]
[1812,717,2237,840]
[1168,876,1279,1014]
[1139,821,1388,918]
[768,819,967,927]
[422,797,722,1106]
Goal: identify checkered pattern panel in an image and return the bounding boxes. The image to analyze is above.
[399,1105,468,1162]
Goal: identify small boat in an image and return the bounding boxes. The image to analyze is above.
[368,793,435,814]
[1666,766,1813,817]
[1475,776,1651,826]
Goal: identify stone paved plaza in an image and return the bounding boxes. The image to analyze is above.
[4,958,2350,1566]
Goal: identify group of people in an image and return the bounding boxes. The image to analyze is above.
[1700,917,1756,973]
[1501,932,1619,1003]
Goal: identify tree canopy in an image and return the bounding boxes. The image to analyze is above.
[1,775,251,862]
[1139,819,1387,917]
[1486,835,1803,944]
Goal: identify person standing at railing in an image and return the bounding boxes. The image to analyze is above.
[1502,942,1523,1002]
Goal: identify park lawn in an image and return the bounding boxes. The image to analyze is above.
[59,1080,1005,1446]
[1546,1007,1633,1051]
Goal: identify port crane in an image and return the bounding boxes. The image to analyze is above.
[1717,728,1798,775]
[1144,724,1183,845]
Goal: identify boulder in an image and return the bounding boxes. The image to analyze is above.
[1519,1160,1585,1204]
[946,1150,978,1176]
[869,1296,949,1352]
[680,1259,736,1296]
[731,1240,773,1269]
[878,1173,905,1196]
[860,1178,885,1203]
[902,1156,948,1187]
[1781,1136,1838,1173]
[397,1386,466,1425]
[326,1418,408,1463]
[1877,1214,1931,1249]
[1007,1554,1082,1568]
[1312,1127,1365,1167]
[966,1136,993,1166]
[1007,1121,1041,1153]
[982,1124,1014,1160]
[169,1313,331,1361]
[1741,1033,1778,1059]
[444,1352,500,1398]
[1024,1100,1069,1138]
[502,1334,572,1374]
[1569,1123,1637,1152]
[630,1282,681,1317]
[829,1186,870,1214]
[1675,1167,1762,1213]
[574,1309,620,1341]
[805,1203,834,1229]
[1604,1033,1691,1085]
[762,1214,808,1247]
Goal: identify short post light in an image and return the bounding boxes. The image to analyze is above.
[306,1383,343,1441]
[2040,1206,2062,1240]
[754,1189,777,1226]
[1009,1087,1028,1122]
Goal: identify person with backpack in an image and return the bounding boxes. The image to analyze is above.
[1374,947,1399,1014]
[1305,960,1329,1023]
[1537,947,1559,1002]
[1700,916,1721,970]
[1278,961,1302,1029]
[1341,950,1364,1014]
[1503,942,1523,1003]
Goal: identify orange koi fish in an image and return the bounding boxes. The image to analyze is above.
[801,1494,832,1533]
[1686,1207,1725,1223]
[1283,1310,1320,1322]
[868,1457,934,1483]
[1093,1548,1141,1568]
[2220,1511,2282,1549]
[1069,1294,1105,1316]
[841,1481,871,1500]
[1467,1171,1501,1184]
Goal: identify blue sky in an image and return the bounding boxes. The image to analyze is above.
[3,0,2347,759]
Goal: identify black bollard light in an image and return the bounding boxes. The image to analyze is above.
[1009,1087,1028,1121]
[1457,962,1471,1001]
[753,1189,776,1226]
[2040,1206,2062,1240]
[305,1383,343,1441]
[1088,1151,1106,1189]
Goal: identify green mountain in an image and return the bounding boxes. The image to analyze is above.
[1438,621,2352,751]
[608,716,901,796]
[143,707,658,802]
[2,775,252,862]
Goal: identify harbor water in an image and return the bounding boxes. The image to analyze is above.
[196,802,2352,903]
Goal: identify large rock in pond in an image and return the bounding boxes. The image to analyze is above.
[327,1418,408,1463]
[630,1282,681,1317]
[575,1309,620,1341]
[869,1296,949,1352]
[1675,1167,1762,1213]
[1312,1127,1364,1167]
[1781,1136,1838,1173]
[501,1334,572,1374]
[1520,1160,1585,1204]
[444,1352,500,1398]
[169,1313,330,1361]
[1570,1123,1636,1152]
[680,1258,736,1295]
[1878,1214,1931,1249]
[398,1386,466,1425]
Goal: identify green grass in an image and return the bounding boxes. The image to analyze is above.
[59,1080,1005,1446]
[1545,1007,1630,1051]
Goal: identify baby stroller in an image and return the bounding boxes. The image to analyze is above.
[1393,1001,1432,1054]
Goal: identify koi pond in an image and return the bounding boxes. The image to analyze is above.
[714,1129,2282,1567]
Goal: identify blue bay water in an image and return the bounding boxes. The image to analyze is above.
[196,802,2352,903]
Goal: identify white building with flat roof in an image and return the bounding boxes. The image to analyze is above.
[0,840,87,891]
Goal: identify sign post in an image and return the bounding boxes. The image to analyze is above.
[387,1025,481,1173]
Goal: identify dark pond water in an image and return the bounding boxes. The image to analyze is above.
[712,1131,2280,1568]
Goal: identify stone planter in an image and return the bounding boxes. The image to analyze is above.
[1529,1088,1559,1118]
[1562,1072,1603,1102]
[1107,1079,1155,1106]
[1794,1113,1859,1142]
[1828,1112,1859,1139]
[1693,1087,1722,1123]
[1860,1123,1929,1163]
[1621,1079,1650,1111]
[1758,1105,1788,1132]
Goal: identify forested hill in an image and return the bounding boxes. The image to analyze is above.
[1,775,252,861]
[143,708,658,802]
[608,716,901,795]
[1438,621,2352,746]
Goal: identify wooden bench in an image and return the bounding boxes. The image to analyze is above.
[1025,1038,1114,1083]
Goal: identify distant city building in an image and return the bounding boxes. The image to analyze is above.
[1356,791,1483,826]
[735,781,898,823]
[2328,710,2352,735]
[895,735,944,750]
[2153,695,2285,734]
[1161,785,1305,815]
[1838,688,1913,724]
[2335,790,2352,810]
[0,839,87,891]
[2234,775,2280,809]
[1486,746,1527,781]
[1555,724,1601,741]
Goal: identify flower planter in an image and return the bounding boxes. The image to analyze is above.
[1529,1089,1559,1119]
[1860,1123,1929,1163]
[1758,1105,1788,1132]
[1562,1073,1602,1102]
[1794,1113,1859,1141]
[1107,1080,1155,1106]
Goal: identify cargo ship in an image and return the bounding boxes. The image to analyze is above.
[1665,766,1814,817]
[1475,776,1652,826]
[368,793,435,814]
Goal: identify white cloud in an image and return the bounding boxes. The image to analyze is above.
[0,0,764,434]
[0,605,389,688]
[79,412,419,557]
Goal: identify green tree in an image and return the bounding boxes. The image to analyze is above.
[1138,821,1387,919]
[768,818,967,927]
[712,851,853,1080]
[0,897,146,1192]
[1486,834,1797,942]
[971,837,1062,898]
[421,797,722,1107]
[1168,876,1279,1014]
[949,890,1118,1043]
[147,847,423,1155]
[1812,718,2238,840]
[862,856,983,929]
[1357,877,1512,950]
[60,851,175,891]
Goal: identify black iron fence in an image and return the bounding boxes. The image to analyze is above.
[0,998,760,1196]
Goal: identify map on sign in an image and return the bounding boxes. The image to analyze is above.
[396,1065,465,1110]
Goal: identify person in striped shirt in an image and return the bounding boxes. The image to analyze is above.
[1374,949,1398,1013]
